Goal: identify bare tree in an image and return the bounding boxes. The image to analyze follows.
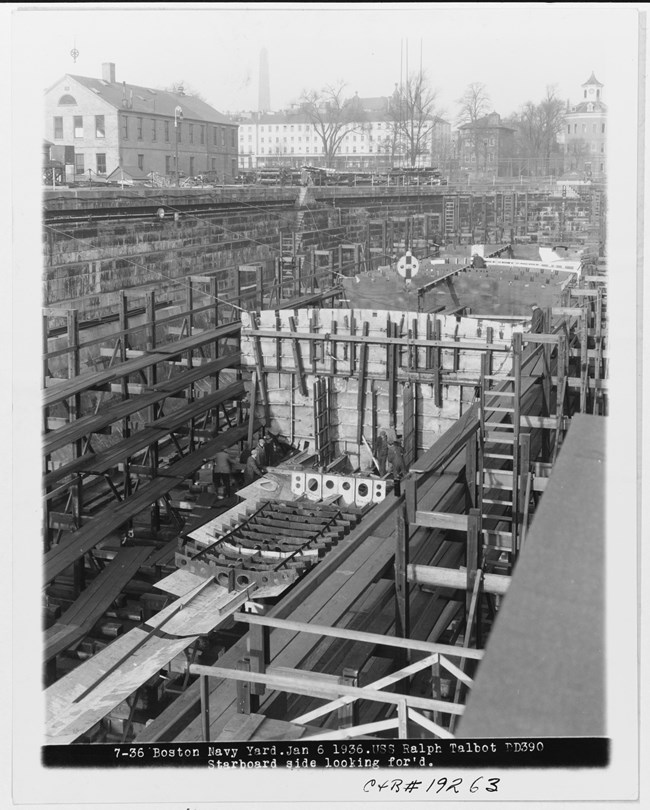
[388,72,440,167]
[456,82,492,169]
[162,80,206,101]
[299,82,366,167]
[510,86,565,175]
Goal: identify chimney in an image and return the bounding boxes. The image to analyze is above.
[102,62,116,83]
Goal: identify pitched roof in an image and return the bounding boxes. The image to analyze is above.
[582,71,603,87]
[106,165,149,181]
[67,74,233,125]
[459,113,515,132]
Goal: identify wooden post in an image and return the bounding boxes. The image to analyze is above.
[200,675,211,741]
[395,499,410,655]
[517,433,530,562]
[288,315,308,397]
[465,431,477,510]
[338,668,359,729]
[579,304,589,413]
[249,623,269,697]
[433,318,442,408]
[356,322,369,446]
[466,508,481,645]
[67,308,84,594]
[236,657,257,714]
[187,283,194,335]
[145,291,160,532]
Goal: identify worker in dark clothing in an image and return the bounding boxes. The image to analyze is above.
[244,450,265,485]
[529,303,544,334]
[211,449,233,497]
[374,430,389,476]
[471,253,486,269]
[387,437,407,478]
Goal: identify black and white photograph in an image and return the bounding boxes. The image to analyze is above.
[4,3,646,808]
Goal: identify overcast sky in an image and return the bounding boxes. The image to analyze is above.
[12,4,634,122]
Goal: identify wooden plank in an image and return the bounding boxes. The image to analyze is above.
[414,510,469,531]
[190,663,465,716]
[234,613,484,661]
[43,323,240,408]
[293,654,440,726]
[42,355,240,456]
[407,564,510,596]
[44,422,256,583]
[44,545,153,662]
[45,628,198,745]
[135,467,464,742]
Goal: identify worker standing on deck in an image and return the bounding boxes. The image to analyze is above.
[212,449,233,498]
[387,436,406,478]
[244,445,265,485]
[529,303,544,334]
[471,253,486,269]
[374,430,389,476]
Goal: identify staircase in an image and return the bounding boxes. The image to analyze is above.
[477,332,523,573]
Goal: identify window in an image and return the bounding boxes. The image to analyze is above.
[574,124,577,134]
[58,94,77,105]
[212,158,216,170]
[74,153,84,174]
[582,124,587,133]
[96,153,106,174]
[231,129,235,147]
[602,123,606,134]
[601,145,604,153]
[165,121,170,142]
[214,127,218,144]
[189,124,194,144]
[95,115,105,138]
[567,124,570,134]
[189,156,194,175]
[137,154,144,170]
[200,125,205,145]
[73,116,83,138]
[137,117,143,140]
[152,119,157,141]
[261,147,265,154]
[165,155,172,174]
[53,117,63,139]
[221,128,225,146]
[122,116,128,139]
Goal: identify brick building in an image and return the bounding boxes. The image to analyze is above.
[456,112,516,177]
[233,97,451,171]
[44,63,238,183]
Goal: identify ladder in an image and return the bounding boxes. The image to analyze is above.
[478,332,523,573]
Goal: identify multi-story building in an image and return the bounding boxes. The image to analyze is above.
[561,73,607,178]
[44,63,238,183]
[456,112,516,177]
[233,97,451,172]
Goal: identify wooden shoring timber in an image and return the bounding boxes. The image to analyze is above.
[190,663,466,719]
[356,322,370,446]
[293,654,440,726]
[135,467,468,743]
[233,612,483,661]
[44,545,153,662]
[246,327,512,353]
[44,421,257,583]
[43,322,241,409]
[43,354,241,457]
[46,382,246,489]
[407,564,509,596]
[249,312,270,425]
[432,317,443,408]
[395,499,410,645]
[288,315,308,397]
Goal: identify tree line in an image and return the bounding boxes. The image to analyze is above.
[297,75,571,173]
